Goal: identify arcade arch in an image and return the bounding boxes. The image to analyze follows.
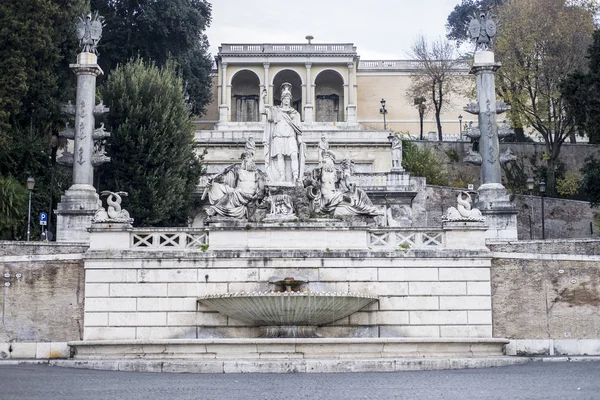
[230,70,261,122]
[314,69,345,122]
[272,69,303,117]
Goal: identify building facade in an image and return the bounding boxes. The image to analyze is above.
[197,42,472,137]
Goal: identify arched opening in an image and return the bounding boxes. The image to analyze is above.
[231,70,261,122]
[314,70,345,122]
[272,70,303,118]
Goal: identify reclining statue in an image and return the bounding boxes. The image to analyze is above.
[202,144,266,220]
[304,151,382,218]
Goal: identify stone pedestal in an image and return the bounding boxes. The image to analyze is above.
[55,185,101,243]
[476,184,518,240]
[88,222,133,250]
[442,220,489,250]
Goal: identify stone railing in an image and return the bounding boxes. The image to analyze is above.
[126,227,445,251]
[130,228,208,250]
[358,60,470,72]
[220,43,356,55]
[367,228,445,249]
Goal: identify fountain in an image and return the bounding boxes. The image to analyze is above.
[198,276,378,337]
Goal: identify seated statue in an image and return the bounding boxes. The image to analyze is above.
[304,151,383,218]
[203,149,266,219]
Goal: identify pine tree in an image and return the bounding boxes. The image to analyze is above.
[101,59,203,226]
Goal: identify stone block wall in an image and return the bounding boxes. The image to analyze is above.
[82,227,494,341]
[489,239,600,343]
[0,242,87,349]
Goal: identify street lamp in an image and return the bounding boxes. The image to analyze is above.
[26,176,35,241]
[526,177,535,195]
[458,114,463,135]
[539,180,546,240]
[379,98,388,130]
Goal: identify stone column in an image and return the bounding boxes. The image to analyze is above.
[470,51,518,240]
[218,62,229,124]
[346,61,357,122]
[56,52,103,243]
[471,52,501,187]
[303,62,314,123]
[261,63,270,123]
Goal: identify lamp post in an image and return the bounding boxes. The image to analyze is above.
[458,114,463,135]
[526,177,535,239]
[539,180,546,240]
[379,98,388,130]
[26,177,35,241]
[414,97,426,140]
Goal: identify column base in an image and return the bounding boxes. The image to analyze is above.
[55,186,101,243]
[303,104,313,123]
[346,104,357,122]
[476,186,518,241]
[218,104,229,124]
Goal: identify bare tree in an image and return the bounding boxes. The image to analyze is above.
[495,0,595,193]
[407,35,462,140]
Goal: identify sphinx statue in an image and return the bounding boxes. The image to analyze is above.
[304,151,383,218]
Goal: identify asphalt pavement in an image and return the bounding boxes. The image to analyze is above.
[0,361,599,400]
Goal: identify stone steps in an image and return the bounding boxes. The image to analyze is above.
[51,356,527,373]
[69,338,509,365]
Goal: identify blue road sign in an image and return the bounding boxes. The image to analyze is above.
[39,212,48,226]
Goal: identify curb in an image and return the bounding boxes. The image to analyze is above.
[45,357,529,373]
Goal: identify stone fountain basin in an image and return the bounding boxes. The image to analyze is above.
[198,291,378,326]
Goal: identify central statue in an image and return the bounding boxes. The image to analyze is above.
[261,83,306,183]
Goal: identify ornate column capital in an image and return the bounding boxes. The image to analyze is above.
[305,62,312,69]
[221,62,228,69]
[347,62,355,70]
[263,62,270,69]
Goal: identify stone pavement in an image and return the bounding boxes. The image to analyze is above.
[1,360,600,400]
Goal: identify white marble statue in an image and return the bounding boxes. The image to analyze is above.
[304,151,383,218]
[443,191,485,221]
[391,135,403,171]
[261,82,306,183]
[93,191,134,224]
[202,146,266,219]
[318,134,329,165]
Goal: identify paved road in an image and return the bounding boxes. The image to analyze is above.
[0,361,599,400]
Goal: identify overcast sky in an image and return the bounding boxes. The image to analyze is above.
[206,0,461,60]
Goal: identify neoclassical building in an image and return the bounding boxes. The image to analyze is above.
[197,42,471,135]
[195,42,472,176]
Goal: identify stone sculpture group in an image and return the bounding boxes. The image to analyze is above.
[202,84,383,222]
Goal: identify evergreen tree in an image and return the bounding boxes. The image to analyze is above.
[0,0,86,239]
[90,0,214,115]
[101,59,203,226]
[561,30,600,145]
[580,155,600,207]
